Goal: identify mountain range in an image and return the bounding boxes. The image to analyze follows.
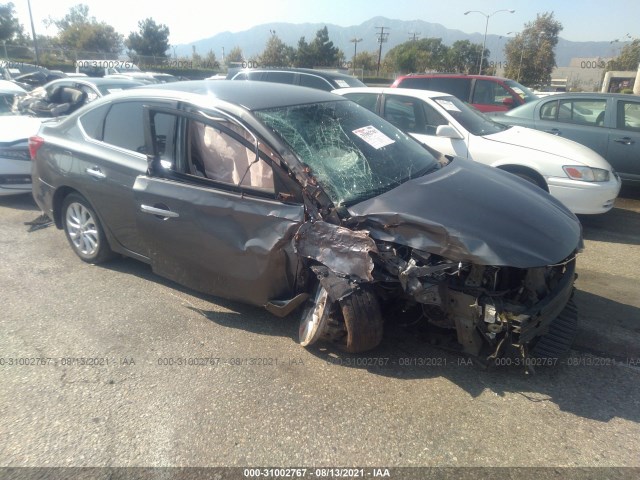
[175,16,625,68]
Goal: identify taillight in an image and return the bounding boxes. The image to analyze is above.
[28,136,44,160]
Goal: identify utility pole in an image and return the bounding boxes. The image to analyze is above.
[408,31,421,42]
[350,37,362,70]
[375,26,389,76]
[27,0,40,65]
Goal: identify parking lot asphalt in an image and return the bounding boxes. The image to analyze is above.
[1,188,639,469]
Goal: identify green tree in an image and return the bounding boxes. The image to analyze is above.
[444,40,484,73]
[352,51,378,71]
[0,2,24,44]
[309,26,342,67]
[224,46,244,68]
[504,12,563,86]
[259,34,294,67]
[47,4,123,55]
[294,27,342,67]
[294,36,313,67]
[608,39,640,71]
[384,38,449,73]
[126,18,170,58]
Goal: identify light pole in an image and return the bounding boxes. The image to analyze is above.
[465,9,514,74]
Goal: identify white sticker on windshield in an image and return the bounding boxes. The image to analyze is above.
[335,80,350,88]
[352,126,395,149]
[436,99,461,112]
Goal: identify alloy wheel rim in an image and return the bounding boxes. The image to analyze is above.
[66,202,99,256]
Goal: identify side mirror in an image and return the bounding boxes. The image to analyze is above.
[502,97,515,108]
[436,125,463,139]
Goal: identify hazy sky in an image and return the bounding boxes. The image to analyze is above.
[14,0,640,45]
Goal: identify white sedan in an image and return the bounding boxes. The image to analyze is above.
[334,87,621,215]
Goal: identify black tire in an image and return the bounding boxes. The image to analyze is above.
[61,193,115,264]
[338,287,384,353]
[530,299,578,361]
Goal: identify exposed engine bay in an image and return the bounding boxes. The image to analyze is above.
[295,221,578,370]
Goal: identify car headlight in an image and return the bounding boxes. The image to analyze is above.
[563,166,610,182]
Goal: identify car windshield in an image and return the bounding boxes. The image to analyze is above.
[504,79,539,102]
[433,95,508,136]
[255,100,440,206]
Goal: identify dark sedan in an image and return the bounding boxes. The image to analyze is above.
[490,93,640,184]
[30,81,582,367]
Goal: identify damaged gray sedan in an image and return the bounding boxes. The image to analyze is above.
[30,81,583,365]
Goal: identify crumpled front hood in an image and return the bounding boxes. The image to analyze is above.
[347,158,583,268]
[485,125,612,169]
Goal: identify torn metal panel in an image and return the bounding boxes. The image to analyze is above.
[294,221,378,281]
[347,158,584,269]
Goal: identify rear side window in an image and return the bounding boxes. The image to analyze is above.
[399,77,472,102]
[78,103,110,140]
[102,101,174,154]
[263,72,295,84]
[103,102,146,152]
[556,99,607,127]
[299,74,332,91]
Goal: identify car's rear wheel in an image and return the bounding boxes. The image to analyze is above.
[62,193,115,264]
[299,284,384,353]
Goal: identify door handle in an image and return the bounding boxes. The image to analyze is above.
[614,137,635,145]
[544,128,561,135]
[140,204,179,218]
[85,167,106,179]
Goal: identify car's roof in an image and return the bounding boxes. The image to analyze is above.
[335,86,453,99]
[46,77,143,87]
[234,67,361,81]
[397,74,513,81]
[530,92,639,100]
[133,80,344,110]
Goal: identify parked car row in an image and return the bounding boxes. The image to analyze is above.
[334,87,621,215]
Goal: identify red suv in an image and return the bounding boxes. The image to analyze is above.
[390,74,538,113]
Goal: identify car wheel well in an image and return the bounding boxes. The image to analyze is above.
[52,186,79,228]
[498,165,548,192]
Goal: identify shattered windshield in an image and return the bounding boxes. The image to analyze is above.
[255,100,439,206]
[434,95,508,136]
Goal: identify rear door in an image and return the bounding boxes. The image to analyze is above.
[532,96,610,157]
[133,106,305,306]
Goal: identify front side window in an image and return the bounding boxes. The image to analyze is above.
[255,100,439,206]
[185,119,274,192]
[433,95,506,136]
[472,80,512,106]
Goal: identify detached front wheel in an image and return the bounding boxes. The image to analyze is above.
[299,284,384,353]
[62,193,115,264]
